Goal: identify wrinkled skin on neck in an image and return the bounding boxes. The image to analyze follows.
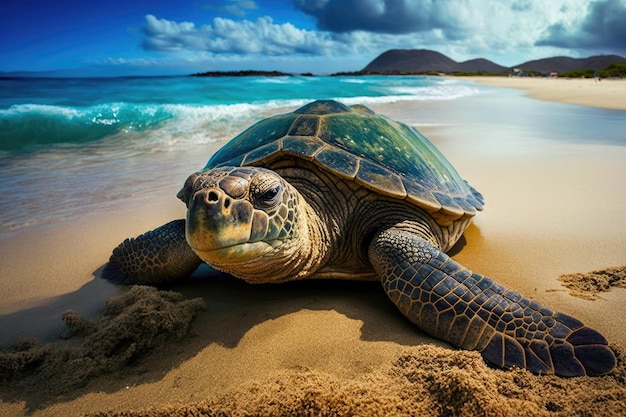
[178,162,450,285]
[178,166,328,283]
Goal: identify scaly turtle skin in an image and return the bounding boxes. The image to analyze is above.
[103,100,615,377]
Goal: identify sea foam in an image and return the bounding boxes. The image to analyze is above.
[0,75,482,237]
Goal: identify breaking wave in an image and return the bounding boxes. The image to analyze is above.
[0,77,478,154]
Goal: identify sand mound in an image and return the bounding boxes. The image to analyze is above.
[0,286,204,401]
[558,266,626,300]
[89,344,626,417]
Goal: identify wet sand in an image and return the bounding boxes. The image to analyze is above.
[1,85,626,416]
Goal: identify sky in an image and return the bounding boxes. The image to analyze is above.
[1,0,625,76]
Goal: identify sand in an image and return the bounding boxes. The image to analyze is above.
[1,82,626,416]
[559,266,626,301]
[462,76,626,111]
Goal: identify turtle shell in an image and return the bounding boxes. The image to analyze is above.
[205,100,483,224]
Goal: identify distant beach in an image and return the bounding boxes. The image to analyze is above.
[1,75,625,416]
[462,76,626,111]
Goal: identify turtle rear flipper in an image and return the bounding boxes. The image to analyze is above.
[369,227,616,376]
[102,219,202,285]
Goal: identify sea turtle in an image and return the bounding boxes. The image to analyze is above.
[103,100,615,377]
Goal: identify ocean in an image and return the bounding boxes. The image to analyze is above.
[0,75,481,154]
[0,75,481,237]
[1,75,624,238]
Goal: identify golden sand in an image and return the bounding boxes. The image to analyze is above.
[462,76,626,111]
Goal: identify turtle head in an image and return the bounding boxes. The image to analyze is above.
[177,166,315,282]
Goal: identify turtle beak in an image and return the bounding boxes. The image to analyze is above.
[185,187,254,253]
[180,168,281,267]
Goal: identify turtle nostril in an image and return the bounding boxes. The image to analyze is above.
[208,191,219,202]
[224,198,231,209]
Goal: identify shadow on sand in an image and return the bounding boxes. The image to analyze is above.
[0,254,455,411]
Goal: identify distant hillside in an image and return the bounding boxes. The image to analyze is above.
[362,49,507,73]
[192,70,292,77]
[359,49,625,75]
[515,55,626,73]
[455,58,508,73]
[364,50,458,73]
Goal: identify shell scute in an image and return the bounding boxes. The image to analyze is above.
[356,159,407,199]
[295,100,351,115]
[350,104,376,115]
[319,113,400,162]
[282,135,325,160]
[454,197,478,217]
[431,191,465,220]
[314,146,359,179]
[241,140,281,166]
[206,114,294,168]
[288,115,320,137]
[205,100,483,224]
[402,179,442,213]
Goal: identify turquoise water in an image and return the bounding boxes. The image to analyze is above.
[1,75,625,238]
[0,75,479,235]
[0,75,476,153]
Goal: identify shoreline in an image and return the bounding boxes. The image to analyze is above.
[1,85,626,416]
[460,76,626,111]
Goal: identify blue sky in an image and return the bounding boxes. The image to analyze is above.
[1,0,625,76]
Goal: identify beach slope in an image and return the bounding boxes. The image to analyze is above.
[463,76,626,111]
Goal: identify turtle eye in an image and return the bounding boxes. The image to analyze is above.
[254,183,283,210]
[260,185,281,204]
[262,186,279,200]
[251,173,284,209]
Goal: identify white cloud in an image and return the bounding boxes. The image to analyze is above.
[294,0,623,58]
[139,0,625,72]
[224,0,258,17]
[142,15,208,52]
[205,0,259,18]
[96,57,162,67]
[537,0,626,52]
[142,14,352,57]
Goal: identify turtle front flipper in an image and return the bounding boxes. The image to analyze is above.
[369,228,616,376]
[102,219,202,285]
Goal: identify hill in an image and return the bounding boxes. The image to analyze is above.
[515,55,626,73]
[192,70,293,77]
[362,49,507,74]
[364,49,458,73]
[456,58,508,73]
[358,49,625,75]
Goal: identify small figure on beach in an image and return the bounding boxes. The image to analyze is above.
[104,100,615,377]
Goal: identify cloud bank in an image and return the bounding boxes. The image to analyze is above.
[295,0,455,35]
[142,14,343,56]
[537,0,626,51]
[139,0,626,71]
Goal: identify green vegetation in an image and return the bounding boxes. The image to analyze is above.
[331,62,625,78]
[449,71,506,76]
[332,70,509,77]
[601,62,626,78]
[559,68,596,78]
[560,62,626,78]
[192,70,292,77]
